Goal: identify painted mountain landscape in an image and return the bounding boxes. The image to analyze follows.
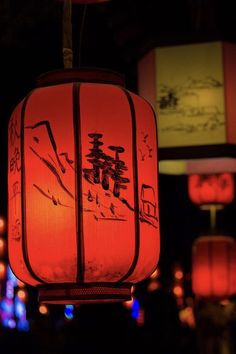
[157,75,225,147]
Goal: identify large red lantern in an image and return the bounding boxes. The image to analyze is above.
[192,236,236,299]
[8,69,160,304]
[188,173,235,206]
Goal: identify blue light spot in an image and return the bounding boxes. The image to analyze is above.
[2,318,16,329]
[64,304,74,320]
[17,319,30,332]
[6,280,14,299]
[131,299,140,320]
[15,298,26,319]
[0,298,14,318]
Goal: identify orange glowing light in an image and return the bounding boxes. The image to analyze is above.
[17,289,27,302]
[0,262,6,279]
[123,297,134,310]
[8,69,160,304]
[39,304,49,315]
[192,236,236,299]
[0,237,6,257]
[147,279,161,292]
[174,270,184,280]
[150,268,160,279]
[179,306,196,328]
[0,217,5,234]
[173,285,183,298]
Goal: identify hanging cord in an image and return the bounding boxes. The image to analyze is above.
[201,204,222,234]
[209,204,216,233]
[78,5,87,68]
[62,1,87,68]
[63,0,73,68]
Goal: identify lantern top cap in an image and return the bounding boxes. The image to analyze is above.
[37,68,125,88]
[193,235,235,246]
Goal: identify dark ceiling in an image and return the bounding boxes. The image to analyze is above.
[1,0,236,90]
[1,0,236,273]
[0,0,235,109]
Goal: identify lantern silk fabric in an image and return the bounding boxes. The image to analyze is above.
[192,236,236,299]
[8,69,160,303]
[188,173,234,206]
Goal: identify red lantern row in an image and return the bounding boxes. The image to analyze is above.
[8,69,160,303]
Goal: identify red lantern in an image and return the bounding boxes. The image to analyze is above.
[192,236,236,299]
[8,69,160,304]
[188,173,234,206]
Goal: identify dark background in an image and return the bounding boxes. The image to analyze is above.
[1,1,236,353]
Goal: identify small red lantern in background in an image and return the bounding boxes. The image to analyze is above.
[188,173,235,206]
[8,69,160,304]
[192,236,236,299]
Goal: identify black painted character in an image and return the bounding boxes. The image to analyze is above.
[83,133,130,198]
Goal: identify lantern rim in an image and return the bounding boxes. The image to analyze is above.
[200,204,225,210]
[193,235,235,247]
[36,68,125,88]
[38,283,132,304]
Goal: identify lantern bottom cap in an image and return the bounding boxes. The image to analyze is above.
[38,283,132,304]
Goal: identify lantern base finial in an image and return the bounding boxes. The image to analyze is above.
[38,283,132,304]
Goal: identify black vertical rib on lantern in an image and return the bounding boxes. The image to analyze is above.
[73,83,85,283]
[21,93,44,283]
[118,90,140,282]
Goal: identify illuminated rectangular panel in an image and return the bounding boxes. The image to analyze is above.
[138,41,236,174]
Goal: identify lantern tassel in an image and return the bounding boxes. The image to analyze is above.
[63,0,73,68]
